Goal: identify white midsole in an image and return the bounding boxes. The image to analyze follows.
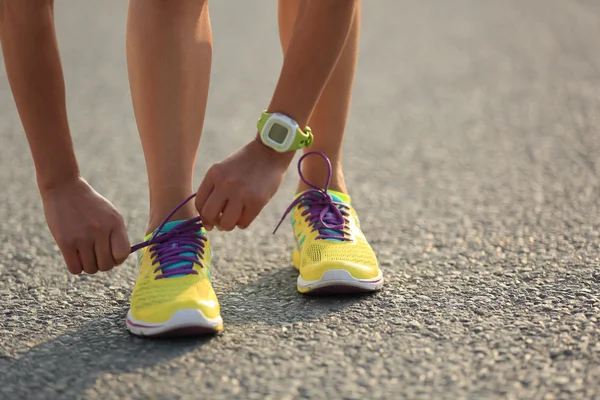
[297,269,384,290]
[126,308,223,336]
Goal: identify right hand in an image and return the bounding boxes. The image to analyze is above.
[40,177,131,275]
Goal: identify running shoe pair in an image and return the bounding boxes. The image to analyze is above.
[126,152,383,336]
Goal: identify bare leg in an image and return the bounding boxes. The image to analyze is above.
[126,0,212,234]
[278,0,360,194]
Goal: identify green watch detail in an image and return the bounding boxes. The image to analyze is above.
[257,111,313,150]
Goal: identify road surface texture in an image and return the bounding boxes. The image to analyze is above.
[1,1,600,399]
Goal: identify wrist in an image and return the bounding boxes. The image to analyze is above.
[264,106,309,132]
[253,134,295,167]
[256,111,313,155]
[37,163,81,196]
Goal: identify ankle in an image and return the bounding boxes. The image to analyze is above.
[296,167,347,194]
[296,153,346,192]
[147,203,198,235]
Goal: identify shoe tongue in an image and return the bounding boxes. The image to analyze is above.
[144,220,201,240]
[298,190,347,242]
[149,219,202,279]
[328,192,344,203]
[296,190,346,204]
[158,220,187,233]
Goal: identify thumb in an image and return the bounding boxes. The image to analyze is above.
[110,223,131,265]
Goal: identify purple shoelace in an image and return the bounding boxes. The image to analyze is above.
[130,194,206,279]
[274,151,351,241]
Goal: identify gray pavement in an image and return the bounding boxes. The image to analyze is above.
[1,0,600,399]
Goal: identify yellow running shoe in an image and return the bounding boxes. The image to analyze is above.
[274,152,384,294]
[126,194,222,336]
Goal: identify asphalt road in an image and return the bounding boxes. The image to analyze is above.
[1,1,600,399]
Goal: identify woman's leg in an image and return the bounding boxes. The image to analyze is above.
[278,0,360,193]
[126,0,212,234]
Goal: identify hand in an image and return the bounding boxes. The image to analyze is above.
[195,138,294,231]
[40,177,131,275]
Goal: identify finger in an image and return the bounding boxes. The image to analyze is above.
[195,175,214,221]
[110,224,131,265]
[201,191,227,231]
[235,206,247,229]
[94,235,114,272]
[60,246,83,275]
[236,202,262,230]
[77,242,99,274]
[218,198,244,231]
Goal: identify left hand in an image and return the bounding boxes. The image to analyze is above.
[195,138,294,231]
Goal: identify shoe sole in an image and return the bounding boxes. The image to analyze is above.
[297,269,384,294]
[126,308,223,337]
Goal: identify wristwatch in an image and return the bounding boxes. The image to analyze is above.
[257,111,313,153]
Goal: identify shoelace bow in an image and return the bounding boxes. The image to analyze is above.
[130,193,206,279]
[274,151,351,241]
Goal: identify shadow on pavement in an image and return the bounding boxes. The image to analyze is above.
[0,311,215,400]
[0,266,376,399]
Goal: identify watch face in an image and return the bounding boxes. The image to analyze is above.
[267,123,289,144]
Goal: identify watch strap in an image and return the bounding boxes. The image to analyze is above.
[257,111,313,151]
